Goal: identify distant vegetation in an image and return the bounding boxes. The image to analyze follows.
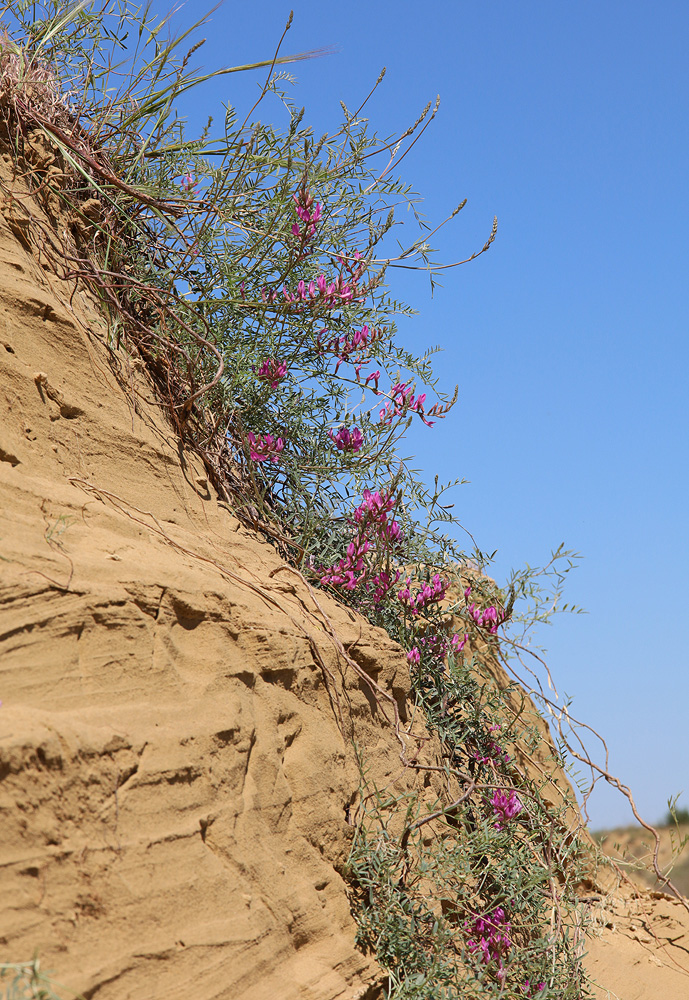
[666,804,689,825]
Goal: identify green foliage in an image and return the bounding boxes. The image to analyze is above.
[665,795,689,826]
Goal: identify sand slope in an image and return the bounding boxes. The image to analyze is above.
[0,154,416,999]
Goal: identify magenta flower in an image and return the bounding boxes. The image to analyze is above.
[468,602,505,634]
[246,431,284,464]
[450,632,468,653]
[370,569,400,604]
[365,369,381,392]
[180,172,198,195]
[407,647,421,665]
[328,426,363,452]
[292,188,322,241]
[398,573,448,614]
[491,788,523,830]
[379,382,436,427]
[523,981,545,997]
[353,489,395,525]
[319,538,371,590]
[317,488,401,597]
[465,908,512,981]
[256,358,287,390]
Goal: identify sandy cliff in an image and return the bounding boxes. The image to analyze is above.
[1,149,688,1000]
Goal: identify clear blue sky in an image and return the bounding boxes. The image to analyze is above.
[149,0,688,829]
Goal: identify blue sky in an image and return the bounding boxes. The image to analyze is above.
[149,0,688,828]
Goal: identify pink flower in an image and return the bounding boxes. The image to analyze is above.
[319,538,370,590]
[246,431,284,464]
[379,381,439,427]
[370,569,400,603]
[328,426,364,452]
[353,489,395,525]
[317,488,402,597]
[180,172,197,195]
[407,647,420,665]
[468,602,505,634]
[490,789,523,830]
[398,573,448,613]
[365,370,380,391]
[450,632,468,653]
[465,908,511,980]
[256,359,287,390]
[292,187,321,242]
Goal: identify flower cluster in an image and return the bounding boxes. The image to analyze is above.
[463,583,506,635]
[354,487,392,519]
[246,431,284,464]
[292,186,322,241]
[280,272,355,309]
[523,979,545,996]
[398,573,448,614]
[318,490,402,602]
[256,358,287,389]
[319,538,371,590]
[318,323,384,374]
[465,908,512,981]
[278,251,367,312]
[406,630,468,666]
[490,788,523,830]
[353,489,401,541]
[328,425,363,452]
[379,381,444,427]
[468,602,505,634]
[370,568,401,604]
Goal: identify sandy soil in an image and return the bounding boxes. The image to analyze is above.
[596,824,689,898]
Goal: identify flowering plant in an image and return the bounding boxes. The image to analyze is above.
[3,4,597,995]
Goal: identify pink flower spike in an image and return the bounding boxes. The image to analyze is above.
[491,789,523,830]
[246,431,285,464]
[450,632,468,653]
[407,647,420,665]
[256,359,287,390]
[291,222,300,237]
